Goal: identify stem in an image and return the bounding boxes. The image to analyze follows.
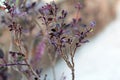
[9,25,40,80]
[0,61,40,80]
[71,68,75,80]
[59,48,75,80]
[24,59,40,80]
[71,57,75,80]
[0,63,28,67]
[70,46,77,80]
[60,49,75,80]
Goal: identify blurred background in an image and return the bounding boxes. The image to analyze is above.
[0,0,120,80]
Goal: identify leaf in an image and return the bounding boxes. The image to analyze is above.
[0,49,4,59]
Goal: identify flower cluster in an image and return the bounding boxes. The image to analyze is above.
[37,2,95,80]
[3,2,16,17]
[0,1,95,80]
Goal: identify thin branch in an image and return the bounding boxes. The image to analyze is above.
[24,59,41,80]
[0,63,28,67]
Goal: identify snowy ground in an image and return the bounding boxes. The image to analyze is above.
[43,1,120,80]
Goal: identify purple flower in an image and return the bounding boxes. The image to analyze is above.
[90,21,96,27]
[75,2,83,10]
[35,41,46,60]
[61,10,67,18]
[39,3,52,15]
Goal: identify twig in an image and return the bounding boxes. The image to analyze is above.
[24,59,41,80]
[0,63,28,67]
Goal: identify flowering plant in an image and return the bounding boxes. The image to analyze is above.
[0,0,95,80]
